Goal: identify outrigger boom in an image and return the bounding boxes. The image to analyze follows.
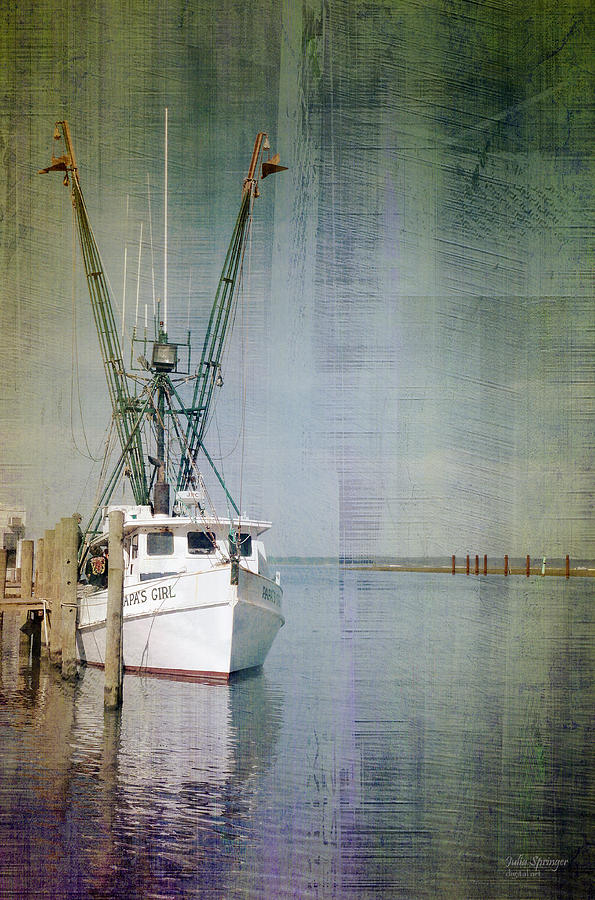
[40,122,286,557]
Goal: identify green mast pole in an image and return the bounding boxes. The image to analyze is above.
[40,121,148,504]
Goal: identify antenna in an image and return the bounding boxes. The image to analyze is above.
[164,107,168,334]
[147,172,156,315]
[187,272,191,332]
[121,246,127,341]
[121,194,129,341]
[135,221,143,328]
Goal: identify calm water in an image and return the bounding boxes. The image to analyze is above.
[0,567,592,899]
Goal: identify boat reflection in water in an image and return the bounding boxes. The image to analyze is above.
[0,611,283,898]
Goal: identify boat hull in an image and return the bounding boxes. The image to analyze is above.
[76,565,284,680]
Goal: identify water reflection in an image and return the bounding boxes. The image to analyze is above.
[1,567,591,899]
[0,612,283,899]
[336,570,592,899]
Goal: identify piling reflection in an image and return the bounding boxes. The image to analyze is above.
[2,568,591,899]
[0,613,283,899]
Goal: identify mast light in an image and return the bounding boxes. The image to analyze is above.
[151,342,178,372]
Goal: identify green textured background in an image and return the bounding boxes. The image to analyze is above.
[0,0,592,558]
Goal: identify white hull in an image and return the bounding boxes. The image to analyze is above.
[77,564,284,680]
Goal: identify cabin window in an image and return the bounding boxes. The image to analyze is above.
[235,533,252,557]
[187,531,216,554]
[147,530,174,556]
[131,535,138,560]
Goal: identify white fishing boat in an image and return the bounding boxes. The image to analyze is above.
[77,501,283,680]
[41,118,287,680]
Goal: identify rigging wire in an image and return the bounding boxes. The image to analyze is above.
[194,201,254,458]
[143,381,228,564]
[74,418,114,515]
[236,201,254,528]
[213,406,232,522]
[70,202,103,462]
[84,417,118,516]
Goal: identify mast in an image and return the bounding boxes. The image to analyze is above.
[40,121,149,506]
[176,132,287,493]
[40,123,286,531]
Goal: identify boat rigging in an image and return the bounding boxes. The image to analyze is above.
[40,122,287,557]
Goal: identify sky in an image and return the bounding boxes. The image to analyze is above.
[0,0,592,558]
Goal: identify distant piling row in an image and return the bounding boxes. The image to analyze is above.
[1,512,125,708]
[451,553,573,577]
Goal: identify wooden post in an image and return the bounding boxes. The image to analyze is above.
[483,554,487,576]
[0,549,7,601]
[526,554,530,578]
[49,524,63,665]
[61,517,79,681]
[565,555,570,579]
[504,554,509,576]
[35,538,44,598]
[465,554,470,576]
[31,611,43,658]
[21,540,34,601]
[43,529,55,650]
[451,555,456,575]
[42,529,54,602]
[104,510,124,709]
[474,554,479,576]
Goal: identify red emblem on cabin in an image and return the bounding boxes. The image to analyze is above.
[90,557,106,575]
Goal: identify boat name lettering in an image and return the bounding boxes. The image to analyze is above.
[124,584,176,606]
[262,586,279,605]
[124,589,147,606]
[151,584,176,602]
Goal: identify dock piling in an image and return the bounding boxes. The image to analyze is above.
[35,537,44,599]
[104,510,124,709]
[474,554,479,576]
[0,549,7,601]
[49,525,63,665]
[31,611,43,658]
[483,554,487,576]
[42,530,53,651]
[526,554,530,578]
[61,516,79,681]
[504,554,509,577]
[42,529,53,605]
[21,541,34,601]
[566,555,570,579]
[451,555,456,575]
[465,554,470,576]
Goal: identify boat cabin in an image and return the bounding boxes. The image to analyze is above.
[86,501,275,588]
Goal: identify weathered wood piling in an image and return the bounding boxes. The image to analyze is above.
[104,510,124,710]
[20,541,34,601]
[60,517,79,681]
[48,525,62,664]
[0,549,7,602]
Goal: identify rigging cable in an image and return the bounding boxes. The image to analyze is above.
[195,200,254,461]
[74,417,114,517]
[236,201,254,530]
[147,381,228,564]
[70,202,103,462]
